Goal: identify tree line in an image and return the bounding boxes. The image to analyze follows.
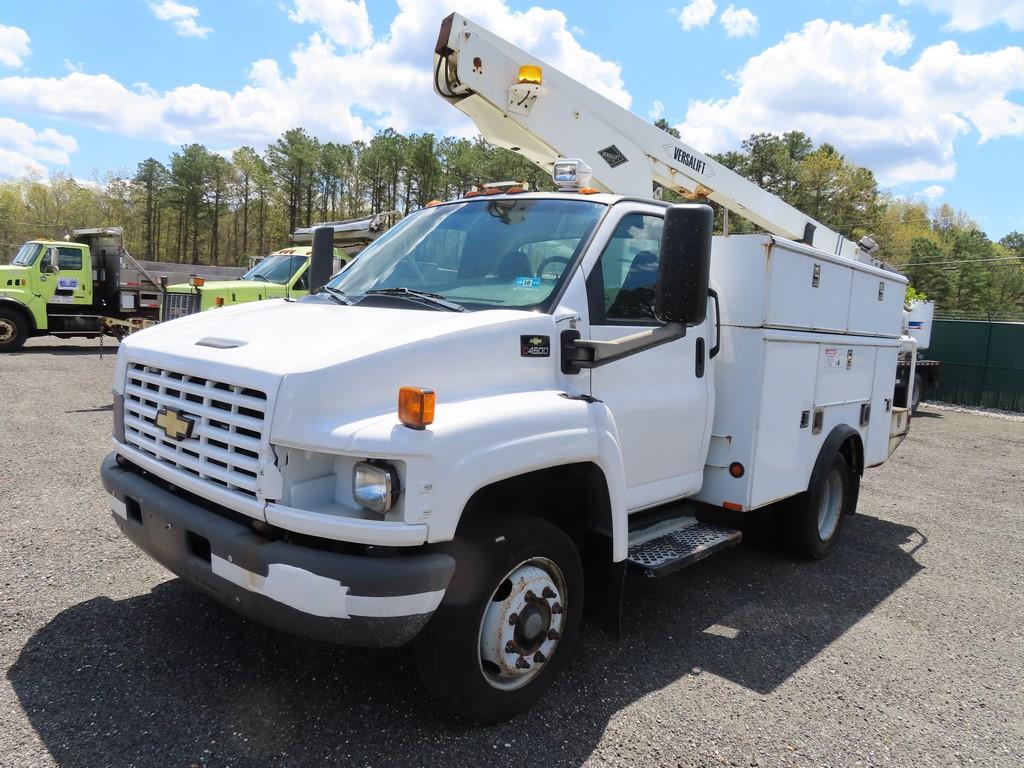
[1,124,1021,317]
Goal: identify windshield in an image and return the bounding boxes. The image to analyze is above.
[11,242,43,267]
[242,254,307,284]
[324,198,604,311]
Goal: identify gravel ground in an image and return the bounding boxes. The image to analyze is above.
[1,337,1022,768]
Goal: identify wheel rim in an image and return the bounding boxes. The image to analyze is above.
[0,318,15,344]
[817,468,843,541]
[478,557,567,691]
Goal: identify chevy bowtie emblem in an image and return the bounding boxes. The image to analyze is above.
[155,407,196,441]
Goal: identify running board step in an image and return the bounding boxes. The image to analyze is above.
[627,520,742,578]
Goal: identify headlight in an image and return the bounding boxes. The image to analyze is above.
[353,461,399,514]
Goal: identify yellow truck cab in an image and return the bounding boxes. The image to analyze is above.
[162,246,348,320]
[161,213,396,321]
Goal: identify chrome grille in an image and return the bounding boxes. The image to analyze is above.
[123,362,269,500]
[162,292,200,321]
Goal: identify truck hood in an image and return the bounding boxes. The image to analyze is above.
[118,298,564,435]
[165,279,270,293]
[0,264,31,284]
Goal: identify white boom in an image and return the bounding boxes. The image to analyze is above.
[434,13,867,262]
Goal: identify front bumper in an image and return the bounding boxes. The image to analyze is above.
[101,453,455,647]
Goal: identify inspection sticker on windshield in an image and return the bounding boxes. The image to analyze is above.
[521,335,550,357]
[515,276,541,288]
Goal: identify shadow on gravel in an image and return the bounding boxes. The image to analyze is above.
[8,514,924,768]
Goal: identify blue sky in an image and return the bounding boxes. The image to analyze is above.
[0,0,1021,239]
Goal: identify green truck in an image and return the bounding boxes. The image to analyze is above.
[161,213,396,321]
[0,227,245,352]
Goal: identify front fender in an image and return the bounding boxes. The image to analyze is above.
[275,390,630,561]
[0,292,44,331]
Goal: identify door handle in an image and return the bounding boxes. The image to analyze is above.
[695,337,705,378]
[708,288,722,359]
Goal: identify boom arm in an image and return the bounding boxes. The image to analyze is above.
[434,13,864,261]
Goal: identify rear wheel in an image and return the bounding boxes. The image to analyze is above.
[0,307,28,352]
[414,515,583,723]
[784,452,857,559]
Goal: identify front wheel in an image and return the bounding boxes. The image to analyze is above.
[413,515,583,723]
[0,307,28,352]
[783,452,858,559]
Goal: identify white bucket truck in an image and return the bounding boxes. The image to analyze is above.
[101,13,911,722]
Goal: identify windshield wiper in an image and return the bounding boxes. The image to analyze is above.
[320,284,354,305]
[251,274,270,282]
[364,287,467,312]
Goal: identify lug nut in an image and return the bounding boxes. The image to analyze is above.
[533,651,547,664]
[547,629,560,641]
[551,602,563,614]
[505,641,516,654]
[542,586,556,599]
[508,612,518,626]
[525,590,536,601]
[515,656,531,670]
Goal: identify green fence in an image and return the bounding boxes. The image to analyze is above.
[927,319,1024,412]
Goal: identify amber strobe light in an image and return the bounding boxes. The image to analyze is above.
[517,64,543,84]
[729,462,745,478]
[399,387,435,429]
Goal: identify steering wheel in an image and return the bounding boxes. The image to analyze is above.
[535,255,571,278]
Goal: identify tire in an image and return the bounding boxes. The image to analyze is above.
[414,515,584,723]
[0,307,28,352]
[783,452,858,560]
[910,372,924,414]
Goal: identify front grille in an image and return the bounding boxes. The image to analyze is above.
[162,292,200,321]
[123,362,270,500]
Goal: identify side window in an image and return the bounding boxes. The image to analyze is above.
[57,247,83,271]
[589,214,663,324]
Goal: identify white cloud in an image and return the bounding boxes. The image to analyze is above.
[720,6,758,38]
[0,118,77,176]
[150,1,213,38]
[921,184,945,199]
[676,15,1024,185]
[649,99,665,120]
[288,0,372,49]
[0,1,629,153]
[0,24,31,68]
[898,0,1024,31]
[678,0,717,31]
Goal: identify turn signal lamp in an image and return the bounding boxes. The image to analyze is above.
[215,296,224,307]
[189,276,205,287]
[399,387,435,430]
[517,64,543,85]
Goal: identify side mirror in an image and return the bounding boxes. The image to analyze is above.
[41,247,60,274]
[308,226,335,293]
[655,204,713,326]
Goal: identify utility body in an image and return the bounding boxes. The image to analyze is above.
[0,227,244,351]
[101,14,912,722]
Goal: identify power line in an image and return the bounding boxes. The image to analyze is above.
[903,256,1024,267]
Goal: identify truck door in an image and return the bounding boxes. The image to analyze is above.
[586,208,713,511]
[45,245,92,307]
